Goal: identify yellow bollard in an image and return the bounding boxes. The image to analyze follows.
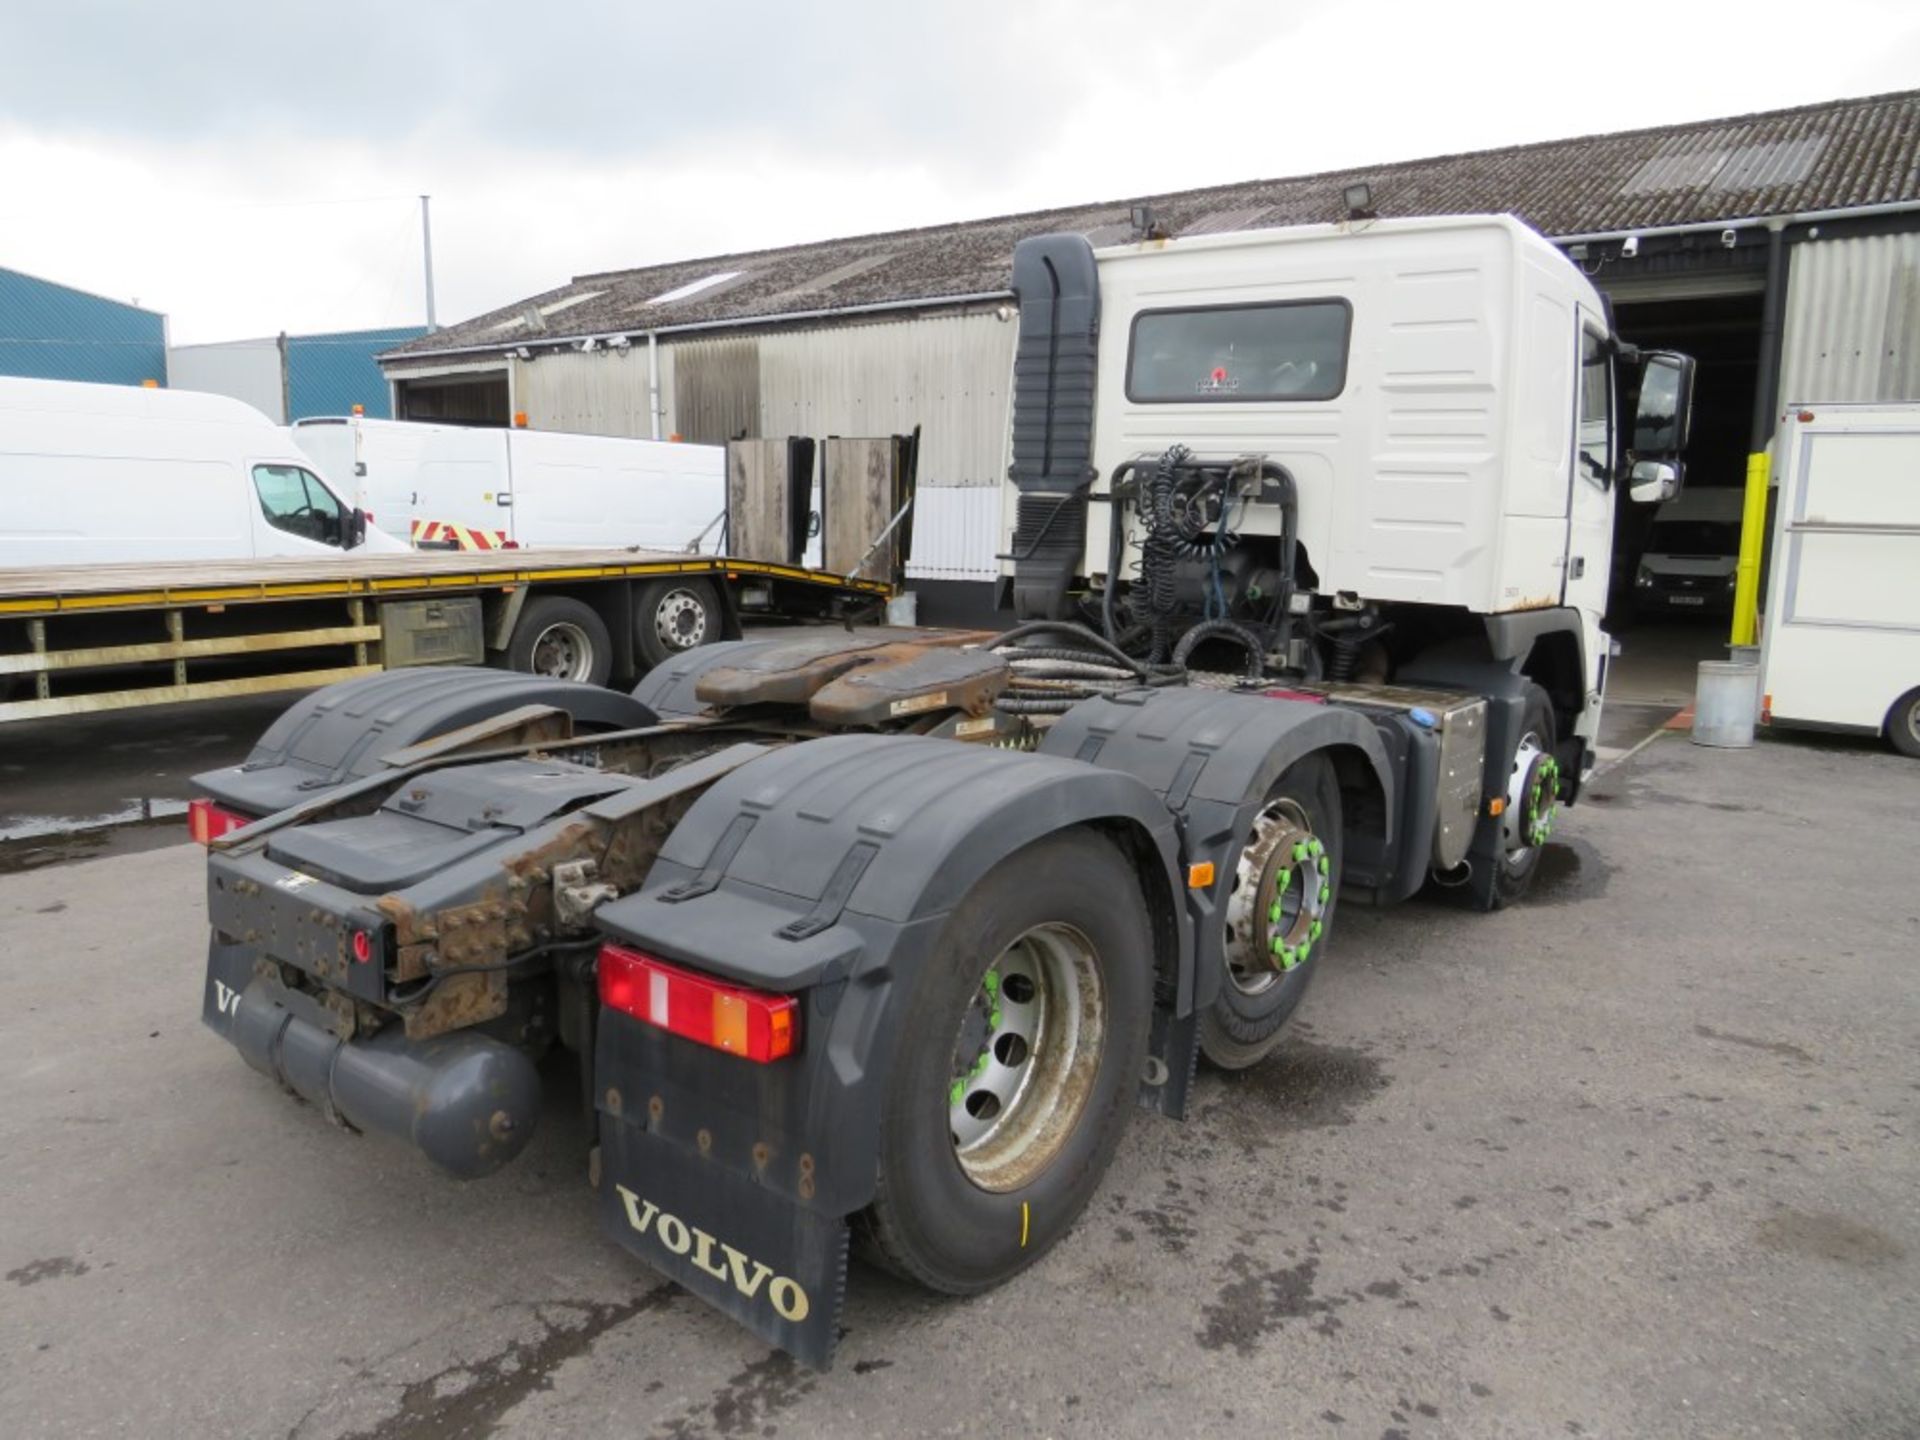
[1729,450,1771,646]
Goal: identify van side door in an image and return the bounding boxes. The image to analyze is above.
[246,462,354,556]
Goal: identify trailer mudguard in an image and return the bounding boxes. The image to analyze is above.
[629,637,827,718]
[1040,686,1395,1013]
[588,734,1183,1366]
[196,666,657,816]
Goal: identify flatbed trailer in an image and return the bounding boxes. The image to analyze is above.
[0,548,888,724]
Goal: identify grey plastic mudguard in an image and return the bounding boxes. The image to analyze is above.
[588,733,1182,1365]
[1040,686,1395,1013]
[592,737,1174,1150]
[194,665,657,817]
[627,637,797,717]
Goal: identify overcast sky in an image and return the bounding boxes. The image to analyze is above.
[3,0,1915,343]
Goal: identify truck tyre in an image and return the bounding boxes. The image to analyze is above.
[1886,687,1920,759]
[506,596,612,686]
[860,828,1152,1293]
[635,579,720,668]
[1199,753,1342,1071]
[1480,683,1559,909]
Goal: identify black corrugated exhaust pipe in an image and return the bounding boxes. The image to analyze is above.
[1005,233,1101,621]
[227,984,541,1179]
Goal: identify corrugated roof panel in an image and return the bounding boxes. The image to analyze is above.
[1621,148,1730,195]
[388,88,1920,361]
[1181,205,1274,235]
[771,252,897,300]
[1710,137,1829,191]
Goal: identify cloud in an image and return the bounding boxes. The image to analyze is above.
[2,0,1915,343]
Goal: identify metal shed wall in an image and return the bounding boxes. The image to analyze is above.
[1778,231,1920,406]
[0,267,166,387]
[511,348,658,436]
[287,327,426,419]
[668,311,1015,580]
[169,338,284,421]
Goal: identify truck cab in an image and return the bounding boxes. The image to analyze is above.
[1002,214,1693,793]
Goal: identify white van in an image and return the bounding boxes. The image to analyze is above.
[0,377,408,567]
[291,416,726,553]
[1633,487,1743,616]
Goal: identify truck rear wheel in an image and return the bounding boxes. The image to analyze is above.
[1199,753,1343,1070]
[1886,687,1920,759]
[861,829,1152,1293]
[635,579,720,667]
[506,596,612,686]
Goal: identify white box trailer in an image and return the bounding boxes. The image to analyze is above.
[1760,401,1920,755]
[292,416,726,554]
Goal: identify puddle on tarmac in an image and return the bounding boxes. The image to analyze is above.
[0,801,190,874]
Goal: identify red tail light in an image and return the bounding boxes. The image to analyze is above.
[188,798,251,846]
[598,943,798,1063]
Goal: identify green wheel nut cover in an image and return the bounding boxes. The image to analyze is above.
[1309,838,1324,856]
[1319,883,1331,902]
[990,1007,1002,1028]
[974,1053,990,1076]
[984,970,999,995]
[950,1080,965,1105]
[1269,901,1282,924]
[1292,843,1308,862]
[1310,919,1322,940]
[1271,936,1285,956]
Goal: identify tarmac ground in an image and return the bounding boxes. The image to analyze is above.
[1,675,1915,1437]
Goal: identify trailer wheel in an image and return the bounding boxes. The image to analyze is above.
[861,829,1152,1293]
[1482,684,1559,908]
[635,579,720,667]
[1886,687,1920,759]
[1199,753,1342,1070]
[506,596,612,686]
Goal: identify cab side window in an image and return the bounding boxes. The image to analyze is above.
[1577,327,1611,487]
[252,465,346,546]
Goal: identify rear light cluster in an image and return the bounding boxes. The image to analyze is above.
[188,797,251,846]
[598,943,797,1063]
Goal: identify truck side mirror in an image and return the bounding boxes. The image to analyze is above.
[1629,459,1683,505]
[347,508,369,549]
[1633,351,1696,458]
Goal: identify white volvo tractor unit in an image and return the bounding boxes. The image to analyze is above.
[191,214,1691,1367]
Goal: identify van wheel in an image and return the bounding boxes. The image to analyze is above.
[1199,754,1342,1070]
[506,597,612,686]
[1886,687,1920,759]
[636,580,720,667]
[859,829,1151,1293]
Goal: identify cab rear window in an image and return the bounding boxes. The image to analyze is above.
[1126,300,1351,403]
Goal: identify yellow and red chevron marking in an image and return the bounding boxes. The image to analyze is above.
[409,519,515,551]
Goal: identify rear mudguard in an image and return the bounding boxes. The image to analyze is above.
[196,665,657,816]
[1040,687,1395,1013]
[588,733,1184,1366]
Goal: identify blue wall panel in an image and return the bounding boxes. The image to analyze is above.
[0,267,167,386]
[286,326,427,419]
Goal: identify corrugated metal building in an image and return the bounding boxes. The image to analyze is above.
[0,266,168,388]
[380,89,1920,617]
[170,326,427,422]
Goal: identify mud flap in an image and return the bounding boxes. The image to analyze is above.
[1142,1006,1201,1120]
[598,1121,849,1369]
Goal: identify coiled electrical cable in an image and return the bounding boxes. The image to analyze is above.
[988,620,1184,715]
